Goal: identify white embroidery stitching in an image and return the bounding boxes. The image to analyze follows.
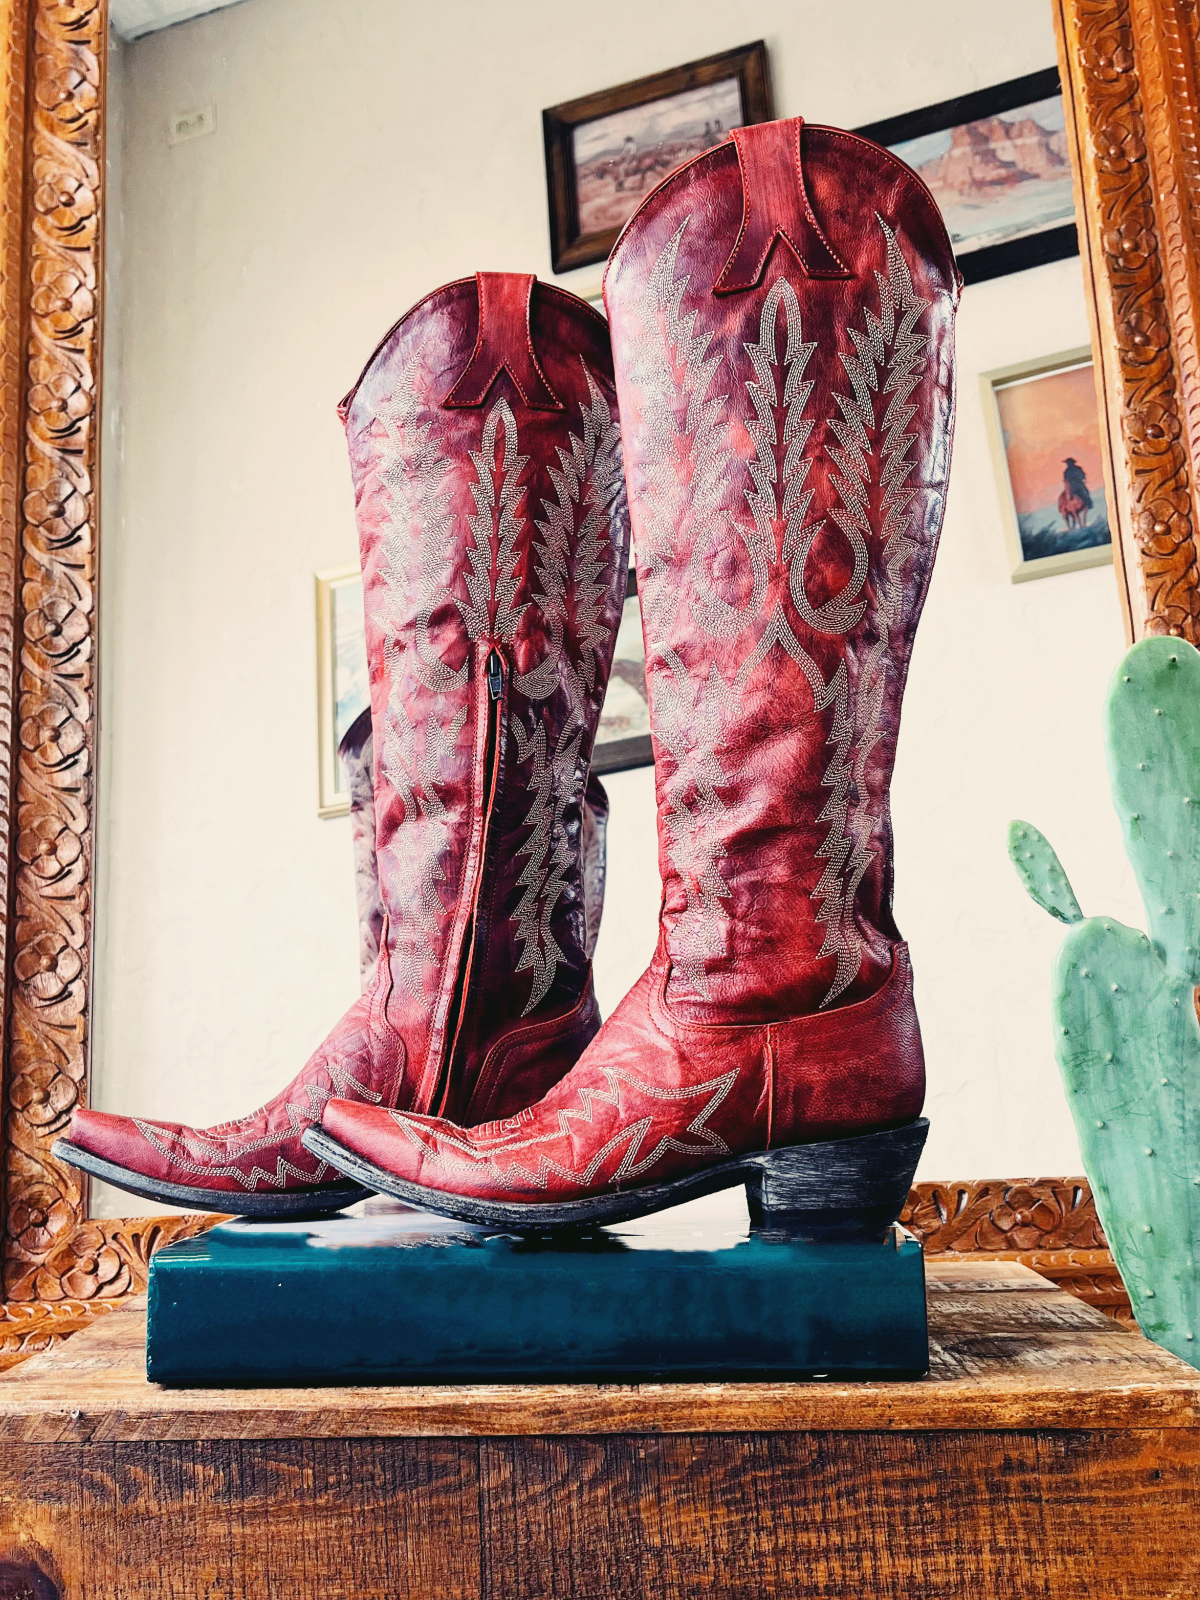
[822,217,930,1005]
[507,366,624,1014]
[623,216,932,1010]
[132,1060,385,1190]
[371,347,471,998]
[384,705,469,996]
[133,1120,329,1190]
[713,276,871,1010]
[652,660,736,996]
[629,219,726,638]
[391,1065,738,1190]
[373,358,624,1015]
[376,345,463,695]
[628,222,741,996]
[376,387,536,1003]
[516,364,623,702]
[460,397,530,643]
[510,715,585,1011]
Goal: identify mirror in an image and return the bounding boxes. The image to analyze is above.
[88,0,1133,1217]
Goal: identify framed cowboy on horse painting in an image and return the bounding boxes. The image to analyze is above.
[981,347,1114,583]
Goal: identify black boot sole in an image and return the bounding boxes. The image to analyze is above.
[301,1118,929,1239]
[51,1138,371,1220]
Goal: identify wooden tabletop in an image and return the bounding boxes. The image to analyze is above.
[0,1259,1194,1442]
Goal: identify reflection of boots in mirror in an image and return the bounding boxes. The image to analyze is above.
[309,115,960,1235]
[54,271,631,1217]
[338,706,385,989]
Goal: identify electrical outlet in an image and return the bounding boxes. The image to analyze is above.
[168,104,216,146]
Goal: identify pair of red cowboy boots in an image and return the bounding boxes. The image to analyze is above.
[57,116,959,1237]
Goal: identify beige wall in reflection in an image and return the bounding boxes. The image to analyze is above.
[91,0,1134,1215]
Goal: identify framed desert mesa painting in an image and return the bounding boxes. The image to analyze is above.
[543,41,773,274]
[315,563,369,817]
[855,67,1077,285]
[592,567,652,775]
[981,347,1113,583]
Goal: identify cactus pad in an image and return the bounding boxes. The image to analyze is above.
[1008,821,1083,924]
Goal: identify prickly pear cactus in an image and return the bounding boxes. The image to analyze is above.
[1009,634,1200,1369]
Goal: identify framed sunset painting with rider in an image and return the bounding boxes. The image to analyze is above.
[981,347,1113,584]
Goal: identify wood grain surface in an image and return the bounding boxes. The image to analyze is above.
[0,1263,1196,1598]
[0,1260,1192,1442]
[0,1430,1190,1600]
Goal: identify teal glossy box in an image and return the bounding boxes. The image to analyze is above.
[146,1212,928,1386]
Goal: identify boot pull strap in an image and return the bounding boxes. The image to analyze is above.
[444,272,563,411]
[713,118,851,294]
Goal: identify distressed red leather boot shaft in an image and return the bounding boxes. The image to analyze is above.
[309,119,959,1234]
[56,273,630,1216]
[339,705,611,993]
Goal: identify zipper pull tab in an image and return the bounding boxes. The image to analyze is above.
[486,649,504,701]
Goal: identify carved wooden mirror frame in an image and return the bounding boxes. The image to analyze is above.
[0,0,1195,1363]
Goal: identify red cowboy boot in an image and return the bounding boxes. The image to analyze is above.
[307,118,959,1236]
[339,703,612,991]
[54,273,630,1216]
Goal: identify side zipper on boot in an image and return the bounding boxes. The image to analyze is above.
[428,646,507,1118]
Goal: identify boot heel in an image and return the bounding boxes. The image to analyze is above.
[744,1119,928,1241]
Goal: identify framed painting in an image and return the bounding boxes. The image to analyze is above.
[315,564,369,817]
[981,347,1113,583]
[542,41,773,274]
[855,67,1078,285]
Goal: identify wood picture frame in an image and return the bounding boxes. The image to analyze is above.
[981,346,1115,582]
[1052,0,1200,644]
[0,0,215,1360]
[0,0,1198,1369]
[854,66,1079,286]
[314,563,367,820]
[542,41,773,274]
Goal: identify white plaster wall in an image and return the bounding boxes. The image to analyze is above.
[92,0,1135,1214]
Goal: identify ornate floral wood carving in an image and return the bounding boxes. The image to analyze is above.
[0,1295,114,1373]
[0,1212,223,1370]
[901,1179,1133,1323]
[21,1210,223,1304]
[1055,0,1200,639]
[0,0,31,1153]
[0,0,106,1302]
[903,1177,1109,1253]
